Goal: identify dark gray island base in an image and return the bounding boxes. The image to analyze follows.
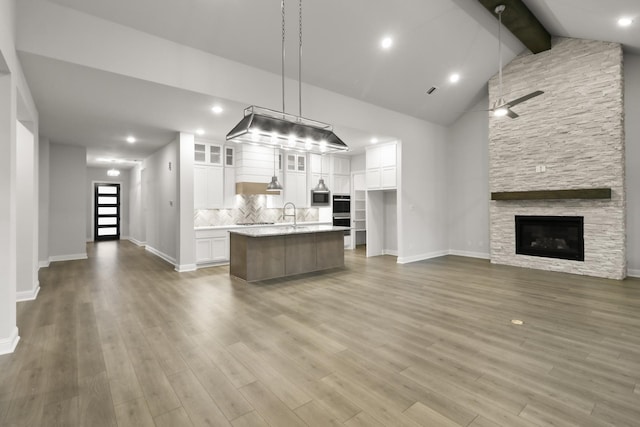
[229,225,347,282]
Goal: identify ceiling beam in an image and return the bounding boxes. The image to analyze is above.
[478,0,551,54]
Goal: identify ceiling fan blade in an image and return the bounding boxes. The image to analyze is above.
[507,90,544,107]
[506,109,519,119]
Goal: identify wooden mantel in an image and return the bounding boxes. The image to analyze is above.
[491,188,612,201]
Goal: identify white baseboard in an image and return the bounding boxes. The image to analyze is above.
[628,269,640,278]
[196,261,230,269]
[397,250,449,264]
[127,237,146,247]
[175,264,197,273]
[0,327,20,355]
[383,249,399,256]
[39,259,50,269]
[448,250,491,260]
[49,253,88,263]
[145,246,176,266]
[17,283,40,302]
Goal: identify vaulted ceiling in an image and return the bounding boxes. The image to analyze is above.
[15,0,640,163]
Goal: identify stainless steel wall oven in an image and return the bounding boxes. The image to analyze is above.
[332,195,351,236]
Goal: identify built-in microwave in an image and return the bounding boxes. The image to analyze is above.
[310,191,331,206]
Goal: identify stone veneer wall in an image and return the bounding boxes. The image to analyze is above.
[194,195,319,227]
[489,38,625,279]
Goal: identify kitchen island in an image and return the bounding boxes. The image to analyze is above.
[229,225,348,282]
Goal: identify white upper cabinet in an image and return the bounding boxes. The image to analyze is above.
[331,156,351,176]
[330,155,351,194]
[194,141,223,166]
[194,140,235,209]
[194,164,224,209]
[310,154,330,174]
[284,153,308,207]
[333,174,350,195]
[366,142,397,190]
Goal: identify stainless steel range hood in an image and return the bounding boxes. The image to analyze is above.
[226,106,348,154]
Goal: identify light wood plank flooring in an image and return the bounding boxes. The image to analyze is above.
[2,241,640,426]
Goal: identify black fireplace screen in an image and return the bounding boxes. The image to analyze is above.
[515,216,584,261]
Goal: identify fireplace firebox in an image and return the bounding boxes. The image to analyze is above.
[515,216,584,261]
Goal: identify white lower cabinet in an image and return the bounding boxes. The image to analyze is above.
[195,229,229,264]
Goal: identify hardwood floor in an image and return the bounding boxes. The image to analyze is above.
[2,241,640,426]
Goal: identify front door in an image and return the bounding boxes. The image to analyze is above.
[94,183,120,241]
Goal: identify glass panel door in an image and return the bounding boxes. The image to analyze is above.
[94,183,120,241]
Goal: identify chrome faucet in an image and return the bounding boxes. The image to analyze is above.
[283,202,297,228]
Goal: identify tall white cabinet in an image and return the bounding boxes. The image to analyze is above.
[365,141,399,258]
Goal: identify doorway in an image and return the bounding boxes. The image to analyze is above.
[94,183,120,241]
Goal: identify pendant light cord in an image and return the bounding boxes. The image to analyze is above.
[298,0,303,118]
[281,0,286,115]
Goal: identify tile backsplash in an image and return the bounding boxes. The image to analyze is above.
[194,195,319,227]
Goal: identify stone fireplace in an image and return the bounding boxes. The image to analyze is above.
[489,38,625,280]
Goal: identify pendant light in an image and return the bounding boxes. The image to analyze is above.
[266,145,283,191]
[226,1,348,154]
[313,154,330,193]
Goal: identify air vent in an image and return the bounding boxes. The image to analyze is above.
[426,86,438,95]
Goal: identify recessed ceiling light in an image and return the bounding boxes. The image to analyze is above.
[211,105,223,114]
[449,73,461,83]
[618,17,633,27]
[196,129,205,135]
[370,138,379,144]
[381,37,393,50]
[126,136,136,143]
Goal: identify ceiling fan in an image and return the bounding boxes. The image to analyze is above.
[490,4,543,119]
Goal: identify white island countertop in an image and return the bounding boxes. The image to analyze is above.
[195,221,332,231]
[229,225,349,237]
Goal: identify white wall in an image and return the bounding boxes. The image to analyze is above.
[383,191,398,255]
[350,153,366,172]
[86,167,130,241]
[16,120,38,300]
[625,53,640,276]
[0,67,19,354]
[49,143,87,260]
[176,133,195,271]
[143,139,178,264]
[1,0,39,354]
[447,97,490,258]
[38,136,49,266]
[128,163,145,245]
